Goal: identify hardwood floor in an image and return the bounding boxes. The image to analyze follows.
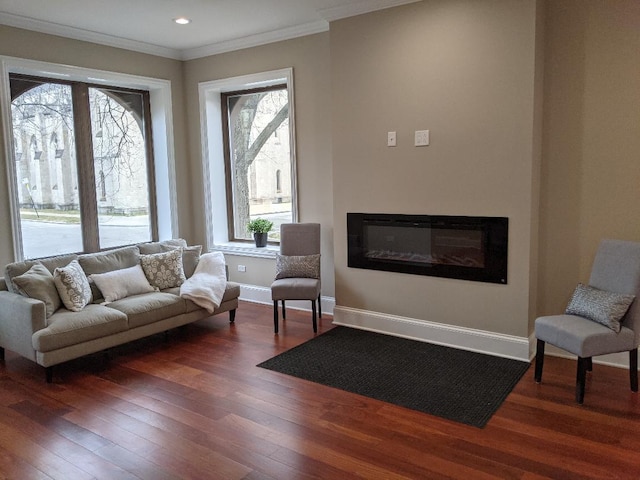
[0,301,639,479]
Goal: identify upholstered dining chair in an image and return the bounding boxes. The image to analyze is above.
[534,239,640,404]
[271,223,321,334]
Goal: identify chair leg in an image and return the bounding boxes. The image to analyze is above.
[587,357,593,372]
[576,357,588,404]
[318,294,322,318]
[534,339,545,383]
[273,301,279,334]
[630,348,638,392]
[311,300,317,333]
[281,300,286,320]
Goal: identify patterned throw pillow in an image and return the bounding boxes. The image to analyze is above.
[12,263,61,318]
[53,260,92,312]
[140,248,186,289]
[275,254,321,280]
[565,283,635,333]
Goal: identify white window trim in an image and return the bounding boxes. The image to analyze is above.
[0,56,179,260]
[198,68,298,257]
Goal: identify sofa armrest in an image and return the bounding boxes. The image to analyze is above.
[0,290,46,361]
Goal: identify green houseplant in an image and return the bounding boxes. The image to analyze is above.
[247,218,274,247]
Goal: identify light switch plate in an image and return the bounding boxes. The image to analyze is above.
[415,130,429,146]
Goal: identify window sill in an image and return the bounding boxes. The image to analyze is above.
[212,242,278,259]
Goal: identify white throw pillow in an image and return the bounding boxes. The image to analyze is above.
[90,264,155,303]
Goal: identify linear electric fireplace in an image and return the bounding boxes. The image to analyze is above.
[347,213,508,284]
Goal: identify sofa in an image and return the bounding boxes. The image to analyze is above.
[0,239,240,382]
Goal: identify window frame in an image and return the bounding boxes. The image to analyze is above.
[199,68,298,256]
[0,57,179,261]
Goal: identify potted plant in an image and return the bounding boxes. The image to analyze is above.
[247,218,274,248]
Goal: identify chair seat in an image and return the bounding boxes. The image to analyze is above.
[535,314,635,358]
[271,278,320,301]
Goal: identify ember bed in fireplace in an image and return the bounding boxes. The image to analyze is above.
[347,213,508,284]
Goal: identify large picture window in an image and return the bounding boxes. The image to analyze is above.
[9,74,157,259]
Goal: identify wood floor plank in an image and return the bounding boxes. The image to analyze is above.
[0,301,639,479]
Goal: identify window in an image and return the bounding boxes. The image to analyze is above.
[199,68,297,251]
[222,85,292,243]
[9,74,157,258]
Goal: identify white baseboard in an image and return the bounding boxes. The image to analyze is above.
[238,283,335,315]
[332,306,530,362]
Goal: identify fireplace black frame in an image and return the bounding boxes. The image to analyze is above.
[347,213,508,284]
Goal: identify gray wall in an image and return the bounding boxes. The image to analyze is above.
[331,0,542,338]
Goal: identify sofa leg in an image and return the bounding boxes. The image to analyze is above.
[534,339,544,383]
[229,309,236,323]
[0,346,4,361]
[273,301,279,334]
[45,367,53,384]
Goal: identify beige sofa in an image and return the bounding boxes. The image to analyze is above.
[0,239,240,382]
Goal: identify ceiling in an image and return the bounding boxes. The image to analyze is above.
[0,0,420,60]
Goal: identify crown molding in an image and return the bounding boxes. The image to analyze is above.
[181,20,328,61]
[0,12,182,60]
[318,0,422,22]
[0,0,421,62]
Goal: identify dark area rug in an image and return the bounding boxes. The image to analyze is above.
[258,326,530,428]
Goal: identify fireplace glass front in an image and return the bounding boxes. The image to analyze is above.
[347,213,508,284]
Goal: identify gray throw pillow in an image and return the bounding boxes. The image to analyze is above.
[12,263,61,318]
[159,244,202,278]
[140,248,186,289]
[275,254,320,280]
[565,283,635,333]
[53,260,92,312]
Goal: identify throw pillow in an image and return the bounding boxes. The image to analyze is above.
[140,248,186,289]
[275,254,321,280]
[53,260,92,312]
[90,264,155,303]
[159,244,202,278]
[565,283,635,333]
[12,264,61,318]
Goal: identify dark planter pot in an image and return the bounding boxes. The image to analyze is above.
[253,232,268,248]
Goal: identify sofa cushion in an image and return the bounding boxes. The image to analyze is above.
[79,246,140,300]
[32,304,128,352]
[138,239,187,254]
[5,253,77,293]
[90,265,155,303]
[140,249,186,289]
[54,260,92,312]
[12,264,61,318]
[106,292,186,329]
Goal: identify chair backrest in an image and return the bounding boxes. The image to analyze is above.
[280,223,321,256]
[589,239,640,341]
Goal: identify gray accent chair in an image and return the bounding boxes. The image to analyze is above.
[271,223,321,334]
[534,239,640,404]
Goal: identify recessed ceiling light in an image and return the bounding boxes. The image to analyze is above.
[174,17,191,25]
